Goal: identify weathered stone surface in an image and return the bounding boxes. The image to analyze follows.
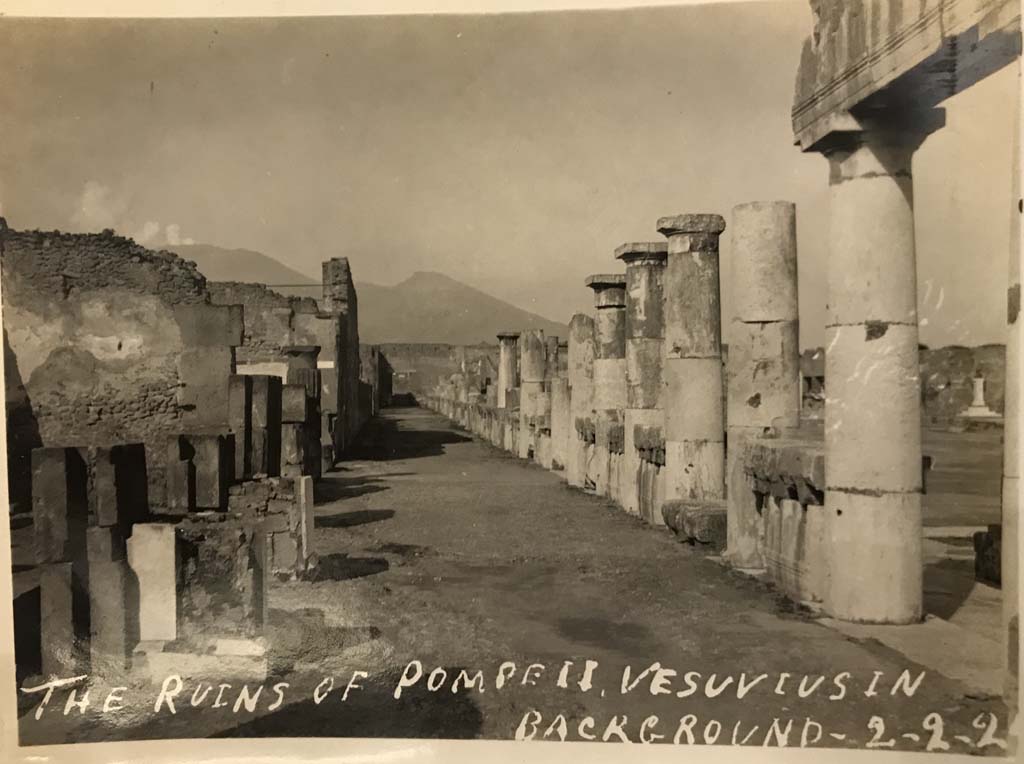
[727,319,800,430]
[191,433,233,510]
[176,517,266,641]
[88,560,132,671]
[228,374,254,479]
[282,384,310,423]
[32,447,89,565]
[662,499,728,549]
[40,561,89,676]
[250,375,282,476]
[86,526,125,562]
[127,524,177,642]
[165,435,196,514]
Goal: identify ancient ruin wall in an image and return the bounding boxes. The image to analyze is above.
[1,225,239,512]
[378,342,498,398]
[208,281,319,364]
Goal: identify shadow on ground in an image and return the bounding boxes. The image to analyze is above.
[304,554,390,582]
[924,557,981,620]
[349,412,471,461]
[214,665,484,739]
[316,509,396,529]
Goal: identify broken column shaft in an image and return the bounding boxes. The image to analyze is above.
[615,242,668,516]
[518,330,547,459]
[567,314,596,488]
[586,274,627,497]
[658,214,727,502]
[496,331,520,409]
[726,201,800,569]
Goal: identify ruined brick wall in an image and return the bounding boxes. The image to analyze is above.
[1,225,239,513]
[377,342,498,398]
[208,281,319,364]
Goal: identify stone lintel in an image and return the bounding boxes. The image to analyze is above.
[656,214,726,237]
[614,242,668,263]
[805,107,947,155]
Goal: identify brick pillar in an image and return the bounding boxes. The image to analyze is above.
[585,274,627,497]
[615,242,667,516]
[658,214,726,502]
[726,201,800,570]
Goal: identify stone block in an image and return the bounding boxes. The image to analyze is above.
[228,374,254,480]
[290,367,321,401]
[270,531,299,573]
[251,376,282,476]
[86,526,125,562]
[176,518,266,641]
[189,433,232,510]
[32,447,89,565]
[40,562,89,676]
[662,499,728,549]
[282,384,310,423]
[127,524,177,642]
[88,560,132,672]
[165,436,196,514]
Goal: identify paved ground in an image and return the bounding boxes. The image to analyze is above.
[13,408,1012,752]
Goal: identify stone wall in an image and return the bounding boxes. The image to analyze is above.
[207,281,318,365]
[378,342,499,399]
[2,224,241,513]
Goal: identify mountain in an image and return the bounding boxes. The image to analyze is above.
[171,243,567,344]
[167,244,320,296]
[356,271,568,344]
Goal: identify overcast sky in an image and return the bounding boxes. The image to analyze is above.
[0,1,1017,348]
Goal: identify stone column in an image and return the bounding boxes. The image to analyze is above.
[497,331,520,410]
[726,201,800,569]
[567,314,596,488]
[518,330,546,459]
[1004,61,1021,708]
[658,214,727,502]
[817,113,942,624]
[615,242,668,515]
[585,274,627,497]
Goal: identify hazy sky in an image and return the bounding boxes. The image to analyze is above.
[0,1,1017,347]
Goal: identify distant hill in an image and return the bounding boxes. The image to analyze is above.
[167,244,320,293]
[356,271,567,344]
[172,243,567,344]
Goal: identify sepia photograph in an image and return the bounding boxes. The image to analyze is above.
[0,0,1021,759]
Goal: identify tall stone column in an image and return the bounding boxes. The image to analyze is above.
[615,242,667,515]
[1004,61,1021,708]
[817,113,941,624]
[518,330,546,459]
[567,314,596,488]
[585,274,627,496]
[496,331,520,410]
[658,214,726,502]
[726,202,800,569]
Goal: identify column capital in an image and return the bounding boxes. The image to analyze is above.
[614,242,668,265]
[810,107,946,157]
[656,214,726,238]
[585,273,627,309]
[496,330,521,341]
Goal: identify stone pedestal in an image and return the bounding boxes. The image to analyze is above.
[616,242,667,516]
[127,524,177,642]
[585,274,627,497]
[818,118,940,624]
[726,201,800,570]
[658,214,727,502]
